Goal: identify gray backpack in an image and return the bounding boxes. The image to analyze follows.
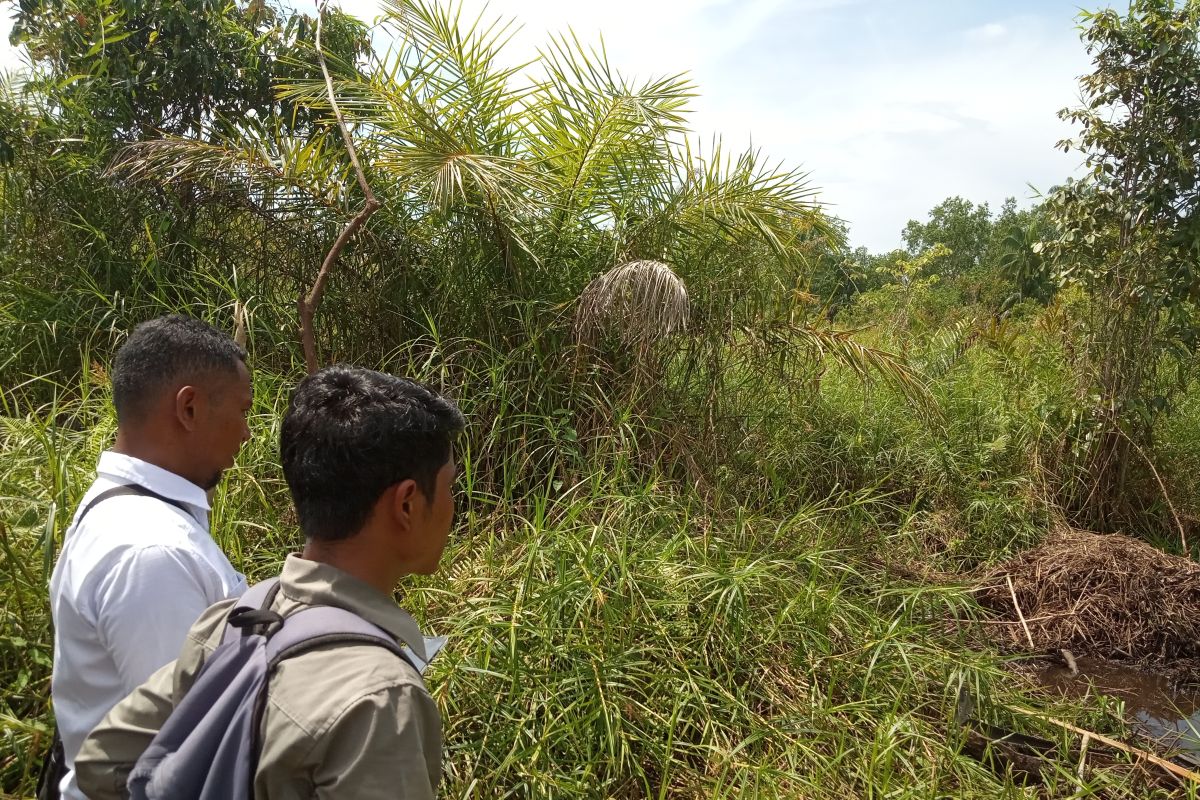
[127,577,416,800]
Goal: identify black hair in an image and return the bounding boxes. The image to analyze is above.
[281,365,465,542]
[111,314,248,424]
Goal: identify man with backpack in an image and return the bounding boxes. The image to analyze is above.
[75,365,464,800]
[45,315,253,800]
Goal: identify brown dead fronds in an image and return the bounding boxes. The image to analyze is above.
[574,259,689,351]
[976,526,1200,670]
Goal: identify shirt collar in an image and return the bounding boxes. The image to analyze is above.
[97,451,211,511]
[278,554,430,662]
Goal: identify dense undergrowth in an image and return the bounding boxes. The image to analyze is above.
[4,322,1198,798]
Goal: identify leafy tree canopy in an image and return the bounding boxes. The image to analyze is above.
[10,0,369,139]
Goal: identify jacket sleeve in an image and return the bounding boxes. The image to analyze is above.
[74,600,234,800]
[309,684,443,800]
[73,659,177,800]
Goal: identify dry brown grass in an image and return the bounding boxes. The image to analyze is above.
[976,527,1200,671]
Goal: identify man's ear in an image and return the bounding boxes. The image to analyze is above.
[175,385,199,431]
[391,479,420,530]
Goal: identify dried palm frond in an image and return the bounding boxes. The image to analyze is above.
[917,317,978,380]
[575,259,689,351]
[104,123,354,212]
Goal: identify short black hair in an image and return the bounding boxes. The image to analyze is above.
[281,365,465,542]
[111,314,248,424]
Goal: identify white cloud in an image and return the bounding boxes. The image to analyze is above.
[967,22,1009,41]
[814,15,1088,248]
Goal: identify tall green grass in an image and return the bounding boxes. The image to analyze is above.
[2,330,1190,799]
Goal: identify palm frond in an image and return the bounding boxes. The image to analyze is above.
[917,317,978,380]
[615,137,832,269]
[378,0,532,149]
[105,121,353,211]
[751,322,938,416]
[528,31,693,220]
[576,259,689,350]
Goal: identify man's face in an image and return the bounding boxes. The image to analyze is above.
[194,361,253,490]
[409,456,457,574]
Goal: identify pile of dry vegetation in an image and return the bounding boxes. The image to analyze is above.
[975,527,1200,674]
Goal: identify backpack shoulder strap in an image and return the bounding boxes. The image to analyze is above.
[75,483,192,526]
[220,580,417,670]
[264,606,416,673]
[237,577,282,613]
[221,578,284,645]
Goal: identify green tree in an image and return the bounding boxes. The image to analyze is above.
[1043,0,1200,529]
[901,196,992,279]
[10,0,368,139]
[996,225,1055,307]
[989,199,1056,307]
[1,0,371,383]
[100,0,930,409]
[802,219,861,317]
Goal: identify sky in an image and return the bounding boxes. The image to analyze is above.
[0,0,1097,251]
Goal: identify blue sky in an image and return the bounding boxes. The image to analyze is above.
[2,0,1098,251]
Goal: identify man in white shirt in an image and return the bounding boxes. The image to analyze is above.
[48,314,253,800]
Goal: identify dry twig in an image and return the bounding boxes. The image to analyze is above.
[233,301,247,348]
[1114,426,1189,555]
[1007,574,1036,650]
[299,0,382,374]
[1006,704,1200,786]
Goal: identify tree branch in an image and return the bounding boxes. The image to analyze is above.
[1115,425,1189,556]
[298,0,381,374]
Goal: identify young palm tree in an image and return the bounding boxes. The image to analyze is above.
[106,0,932,411]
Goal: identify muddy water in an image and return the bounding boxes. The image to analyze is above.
[1037,657,1200,757]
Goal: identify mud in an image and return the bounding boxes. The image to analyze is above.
[1037,656,1200,757]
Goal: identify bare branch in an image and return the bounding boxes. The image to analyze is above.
[317,0,376,207]
[299,0,383,374]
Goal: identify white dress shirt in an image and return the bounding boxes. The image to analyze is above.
[49,451,247,800]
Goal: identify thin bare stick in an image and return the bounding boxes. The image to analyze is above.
[1006,704,1200,785]
[1115,426,1188,555]
[1006,574,1036,650]
[315,0,375,205]
[299,0,382,374]
[233,301,247,348]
